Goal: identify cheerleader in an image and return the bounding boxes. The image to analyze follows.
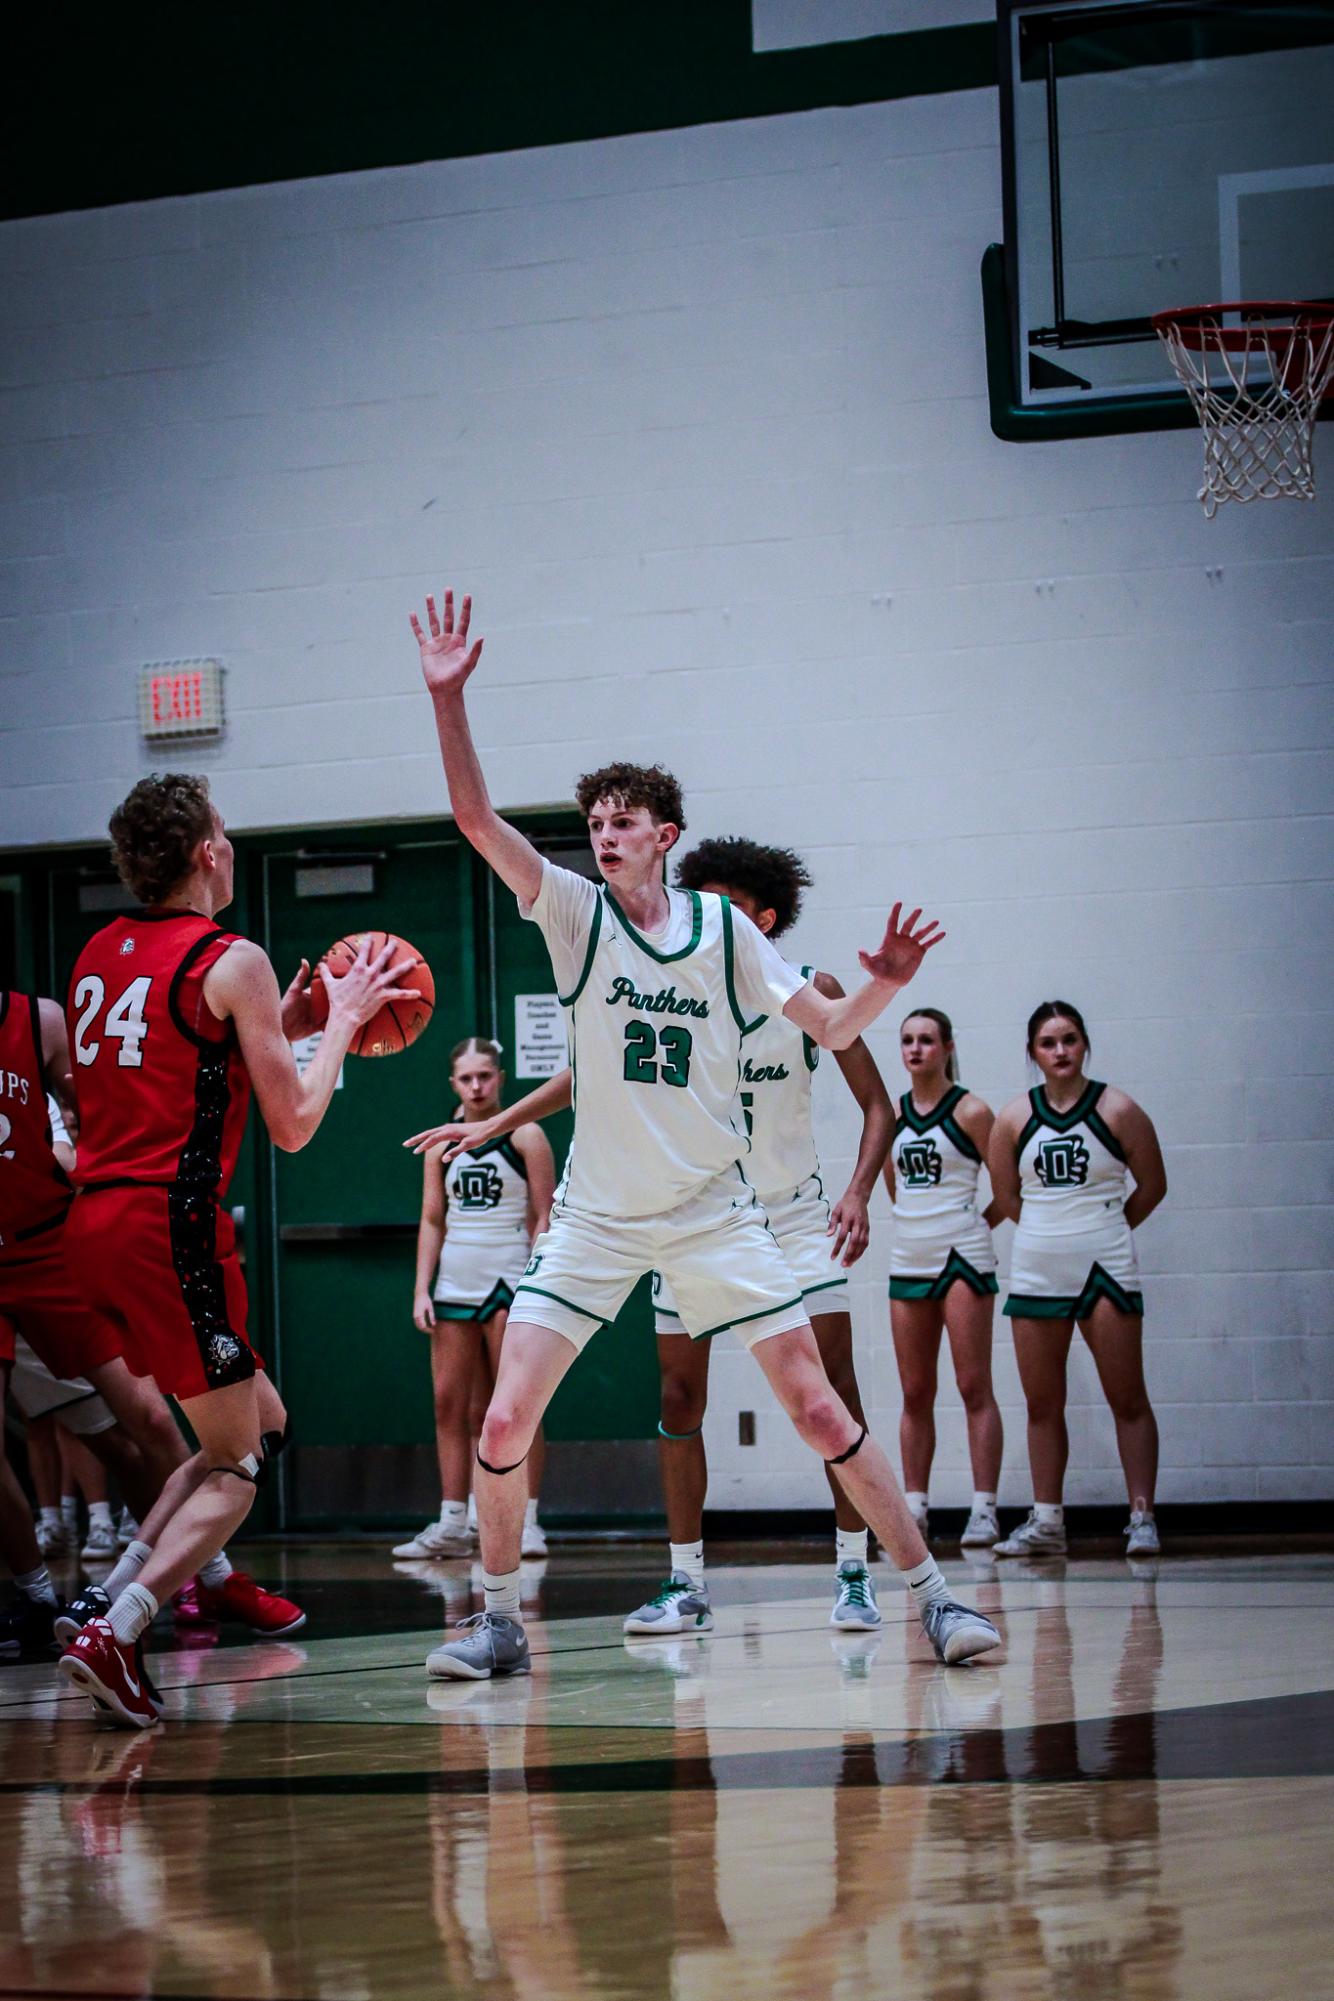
[989,1002,1167,1559]
[885,1010,1003,1547]
[396,1036,554,1562]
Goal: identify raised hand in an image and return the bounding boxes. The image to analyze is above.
[858,903,945,990]
[409,589,483,700]
[320,936,422,1033]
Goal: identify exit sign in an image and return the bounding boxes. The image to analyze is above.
[139,659,225,740]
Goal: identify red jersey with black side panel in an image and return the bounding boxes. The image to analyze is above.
[63,911,261,1399]
[0,989,72,1256]
[0,990,120,1376]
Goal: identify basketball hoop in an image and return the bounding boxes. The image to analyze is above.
[1152,302,1334,517]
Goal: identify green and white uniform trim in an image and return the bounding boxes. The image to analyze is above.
[655,964,845,1332]
[432,1134,530,1322]
[1004,1081,1143,1320]
[514,862,810,1351]
[888,1085,997,1300]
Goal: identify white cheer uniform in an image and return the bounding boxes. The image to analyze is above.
[514,863,810,1351]
[888,1085,997,1300]
[1004,1081,1143,1320]
[655,967,847,1334]
[432,1135,532,1323]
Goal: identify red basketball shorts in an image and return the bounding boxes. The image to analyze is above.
[0,1230,123,1380]
[64,1185,261,1402]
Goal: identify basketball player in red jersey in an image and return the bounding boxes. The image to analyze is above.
[58,774,412,1725]
[0,989,198,1658]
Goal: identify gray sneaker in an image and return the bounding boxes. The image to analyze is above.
[623,1571,714,1635]
[992,1509,1067,1558]
[1125,1509,1161,1557]
[920,1597,1003,1665]
[830,1561,882,1630]
[425,1611,531,1680]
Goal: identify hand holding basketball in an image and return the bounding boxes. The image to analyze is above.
[858,902,945,989]
[410,589,484,700]
[280,958,322,1042]
[311,932,435,1058]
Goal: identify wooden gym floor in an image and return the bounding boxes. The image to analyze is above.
[1,1542,1331,1999]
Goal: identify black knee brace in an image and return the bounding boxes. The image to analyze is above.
[826,1425,867,1468]
[476,1448,528,1476]
[261,1419,292,1464]
[657,1420,703,1441]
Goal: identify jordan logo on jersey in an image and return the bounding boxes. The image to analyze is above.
[898,1139,942,1187]
[1036,1137,1090,1188]
[456,1163,504,1210]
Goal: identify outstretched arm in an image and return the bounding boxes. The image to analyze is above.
[815,972,893,1267]
[784,904,944,1052]
[410,590,543,905]
[404,1067,574,1163]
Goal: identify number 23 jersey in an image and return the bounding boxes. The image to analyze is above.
[522,861,806,1219]
[67,911,250,1198]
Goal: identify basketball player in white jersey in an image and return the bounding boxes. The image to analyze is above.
[398,1034,554,1561]
[885,1008,1004,1548]
[409,589,1001,1677]
[412,838,895,1632]
[988,1001,1167,1560]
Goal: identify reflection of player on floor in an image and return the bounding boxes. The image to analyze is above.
[989,1000,1167,1561]
[398,1034,554,1561]
[422,837,894,1631]
[410,588,1001,1677]
[57,774,411,1725]
[884,1007,1005,1548]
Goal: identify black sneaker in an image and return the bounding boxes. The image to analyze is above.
[0,1594,63,1661]
[54,1584,111,1648]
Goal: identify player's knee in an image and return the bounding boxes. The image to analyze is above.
[659,1374,706,1437]
[1109,1386,1152,1425]
[955,1370,992,1414]
[824,1360,863,1421]
[1026,1390,1065,1427]
[434,1381,470,1429]
[478,1402,530,1466]
[790,1389,846,1457]
[900,1373,937,1420]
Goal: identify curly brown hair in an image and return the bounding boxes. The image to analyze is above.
[573,762,685,838]
[675,836,811,939]
[108,773,216,905]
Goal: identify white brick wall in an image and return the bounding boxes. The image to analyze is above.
[1,88,1330,1506]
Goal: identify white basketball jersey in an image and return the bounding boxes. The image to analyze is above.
[892,1086,985,1230]
[442,1136,529,1249]
[737,969,820,1205]
[557,889,756,1218]
[1015,1082,1129,1238]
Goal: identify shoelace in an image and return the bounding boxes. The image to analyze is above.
[456,1610,504,1632]
[839,1569,871,1608]
[648,1576,692,1607]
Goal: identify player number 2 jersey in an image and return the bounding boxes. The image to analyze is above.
[67,911,251,1200]
[0,991,72,1255]
[737,975,820,1205]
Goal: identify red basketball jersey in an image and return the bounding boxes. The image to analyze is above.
[0,990,73,1256]
[68,911,251,1198]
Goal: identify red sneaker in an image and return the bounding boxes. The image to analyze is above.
[197,1571,306,1635]
[58,1619,158,1729]
[173,1577,208,1627]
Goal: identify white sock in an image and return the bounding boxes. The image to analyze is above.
[1034,1502,1064,1527]
[88,1500,114,1529]
[836,1528,868,1568]
[524,1498,539,1528]
[482,1567,522,1620]
[16,1565,58,1608]
[61,1494,79,1530]
[465,1492,478,1529]
[107,1580,158,1645]
[198,1552,233,1589]
[670,1541,705,1591]
[905,1490,929,1517]
[902,1555,952,1615]
[973,1491,997,1512]
[104,1538,153,1603]
[39,1507,61,1533]
[440,1498,467,1528]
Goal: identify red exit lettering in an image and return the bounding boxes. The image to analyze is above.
[151,671,203,724]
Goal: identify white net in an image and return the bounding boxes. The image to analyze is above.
[1154,306,1334,517]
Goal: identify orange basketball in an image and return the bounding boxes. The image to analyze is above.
[308,931,435,1058]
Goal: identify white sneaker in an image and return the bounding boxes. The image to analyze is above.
[81,1517,119,1561]
[520,1518,548,1559]
[908,1500,929,1539]
[35,1519,69,1559]
[830,1561,882,1630]
[116,1507,139,1549]
[993,1509,1067,1558]
[960,1503,1000,1548]
[623,1572,714,1635]
[392,1519,473,1559]
[1125,1509,1160,1557]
